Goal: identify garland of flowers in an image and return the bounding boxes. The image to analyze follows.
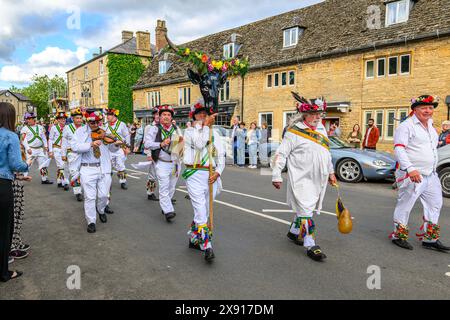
[173,47,249,77]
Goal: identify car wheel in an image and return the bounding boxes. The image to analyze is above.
[438,167,450,198]
[337,159,363,183]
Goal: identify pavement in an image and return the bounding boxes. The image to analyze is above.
[1,154,450,300]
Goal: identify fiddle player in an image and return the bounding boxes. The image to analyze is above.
[72,110,124,233]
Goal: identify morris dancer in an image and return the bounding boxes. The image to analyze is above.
[143,107,160,201]
[48,110,69,191]
[272,93,336,262]
[62,108,85,201]
[183,102,225,262]
[72,110,122,233]
[20,112,53,185]
[144,105,182,222]
[391,95,450,252]
[105,108,130,190]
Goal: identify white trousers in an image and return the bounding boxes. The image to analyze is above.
[392,172,442,239]
[53,148,69,185]
[155,161,180,214]
[186,170,221,226]
[111,149,127,183]
[67,151,82,195]
[26,148,49,181]
[80,166,112,225]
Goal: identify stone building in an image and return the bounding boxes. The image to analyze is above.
[133,0,450,151]
[0,90,32,123]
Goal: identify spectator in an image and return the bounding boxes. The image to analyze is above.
[247,122,260,169]
[230,117,240,165]
[134,123,144,154]
[186,121,192,129]
[129,123,137,151]
[438,121,450,148]
[0,102,29,282]
[347,124,363,149]
[236,122,246,168]
[334,122,342,137]
[328,122,339,137]
[362,119,380,150]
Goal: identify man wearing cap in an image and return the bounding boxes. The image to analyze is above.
[183,102,225,262]
[62,108,85,201]
[391,95,450,252]
[272,93,337,262]
[72,110,122,233]
[20,113,53,184]
[105,108,130,190]
[143,107,160,201]
[144,105,182,222]
[48,110,70,191]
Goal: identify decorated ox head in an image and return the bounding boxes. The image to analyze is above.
[187,69,228,111]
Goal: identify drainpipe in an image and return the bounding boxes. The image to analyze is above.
[240,76,245,122]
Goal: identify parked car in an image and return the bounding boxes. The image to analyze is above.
[267,136,396,183]
[437,144,450,198]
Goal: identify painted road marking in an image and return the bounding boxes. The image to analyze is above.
[262,209,355,220]
[176,189,291,226]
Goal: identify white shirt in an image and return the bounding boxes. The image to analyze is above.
[105,120,131,146]
[394,114,438,176]
[61,123,83,155]
[48,124,65,152]
[183,124,225,176]
[20,125,48,150]
[71,125,119,174]
[365,127,372,147]
[145,124,182,162]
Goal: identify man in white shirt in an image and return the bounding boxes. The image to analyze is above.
[143,108,160,201]
[144,105,182,222]
[391,95,450,252]
[182,102,225,262]
[72,110,123,234]
[20,113,53,184]
[48,110,69,190]
[272,93,337,262]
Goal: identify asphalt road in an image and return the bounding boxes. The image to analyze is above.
[1,154,450,300]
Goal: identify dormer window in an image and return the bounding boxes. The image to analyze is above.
[283,27,299,48]
[223,43,235,59]
[159,61,168,74]
[386,0,411,26]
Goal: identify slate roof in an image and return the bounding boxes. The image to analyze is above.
[134,0,450,90]
[0,90,30,101]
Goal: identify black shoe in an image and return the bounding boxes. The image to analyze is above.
[147,194,159,201]
[64,185,70,191]
[58,183,63,188]
[104,206,114,215]
[307,246,327,262]
[287,232,304,246]
[185,195,191,200]
[121,183,128,190]
[87,223,96,233]
[165,212,176,222]
[422,240,450,252]
[392,239,413,250]
[76,194,83,202]
[41,180,53,185]
[171,199,177,204]
[189,241,202,251]
[204,248,215,262]
[99,214,107,224]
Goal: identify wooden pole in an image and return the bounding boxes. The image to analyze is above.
[208,119,214,233]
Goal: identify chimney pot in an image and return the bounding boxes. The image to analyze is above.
[136,31,151,57]
[122,30,134,43]
[155,20,168,53]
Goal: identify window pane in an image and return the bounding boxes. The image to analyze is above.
[387,111,395,137]
[366,60,375,78]
[226,82,230,100]
[401,55,410,74]
[267,74,272,87]
[274,73,279,87]
[284,30,290,47]
[398,0,408,22]
[389,57,398,75]
[291,28,298,45]
[377,59,385,76]
[376,111,383,137]
[289,71,295,85]
[387,2,397,24]
[188,88,191,104]
[282,72,287,86]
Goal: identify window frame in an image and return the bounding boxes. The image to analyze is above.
[365,60,375,79]
[400,54,411,75]
[363,111,373,137]
[159,60,168,74]
[377,58,386,77]
[386,0,410,26]
[385,109,396,140]
[274,73,280,87]
[178,86,191,106]
[258,112,274,131]
[147,91,161,108]
[223,43,235,59]
[283,111,297,129]
[283,27,299,48]
[219,80,230,102]
[99,82,104,103]
[266,74,273,88]
[288,70,295,86]
[375,110,384,139]
[99,60,104,75]
[388,56,398,76]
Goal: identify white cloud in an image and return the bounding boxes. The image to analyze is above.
[0,46,88,84]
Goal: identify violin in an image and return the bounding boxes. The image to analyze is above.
[91,128,118,145]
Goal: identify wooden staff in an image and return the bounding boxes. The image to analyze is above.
[208,117,214,233]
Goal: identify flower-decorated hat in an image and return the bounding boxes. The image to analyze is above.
[292,92,327,113]
[55,109,68,119]
[158,105,175,116]
[151,107,160,115]
[84,109,104,122]
[189,101,213,119]
[24,112,37,120]
[70,108,83,117]
[411,95,439,109]
[106,108,120,117]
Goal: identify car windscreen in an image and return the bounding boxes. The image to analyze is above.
[329,136,353,149]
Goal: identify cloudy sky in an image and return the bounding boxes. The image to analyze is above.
[0,0,323,89]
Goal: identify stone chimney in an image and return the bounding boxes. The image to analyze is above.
[155,20,168,53]
[122,30,133,43]
[136,31,152,57]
